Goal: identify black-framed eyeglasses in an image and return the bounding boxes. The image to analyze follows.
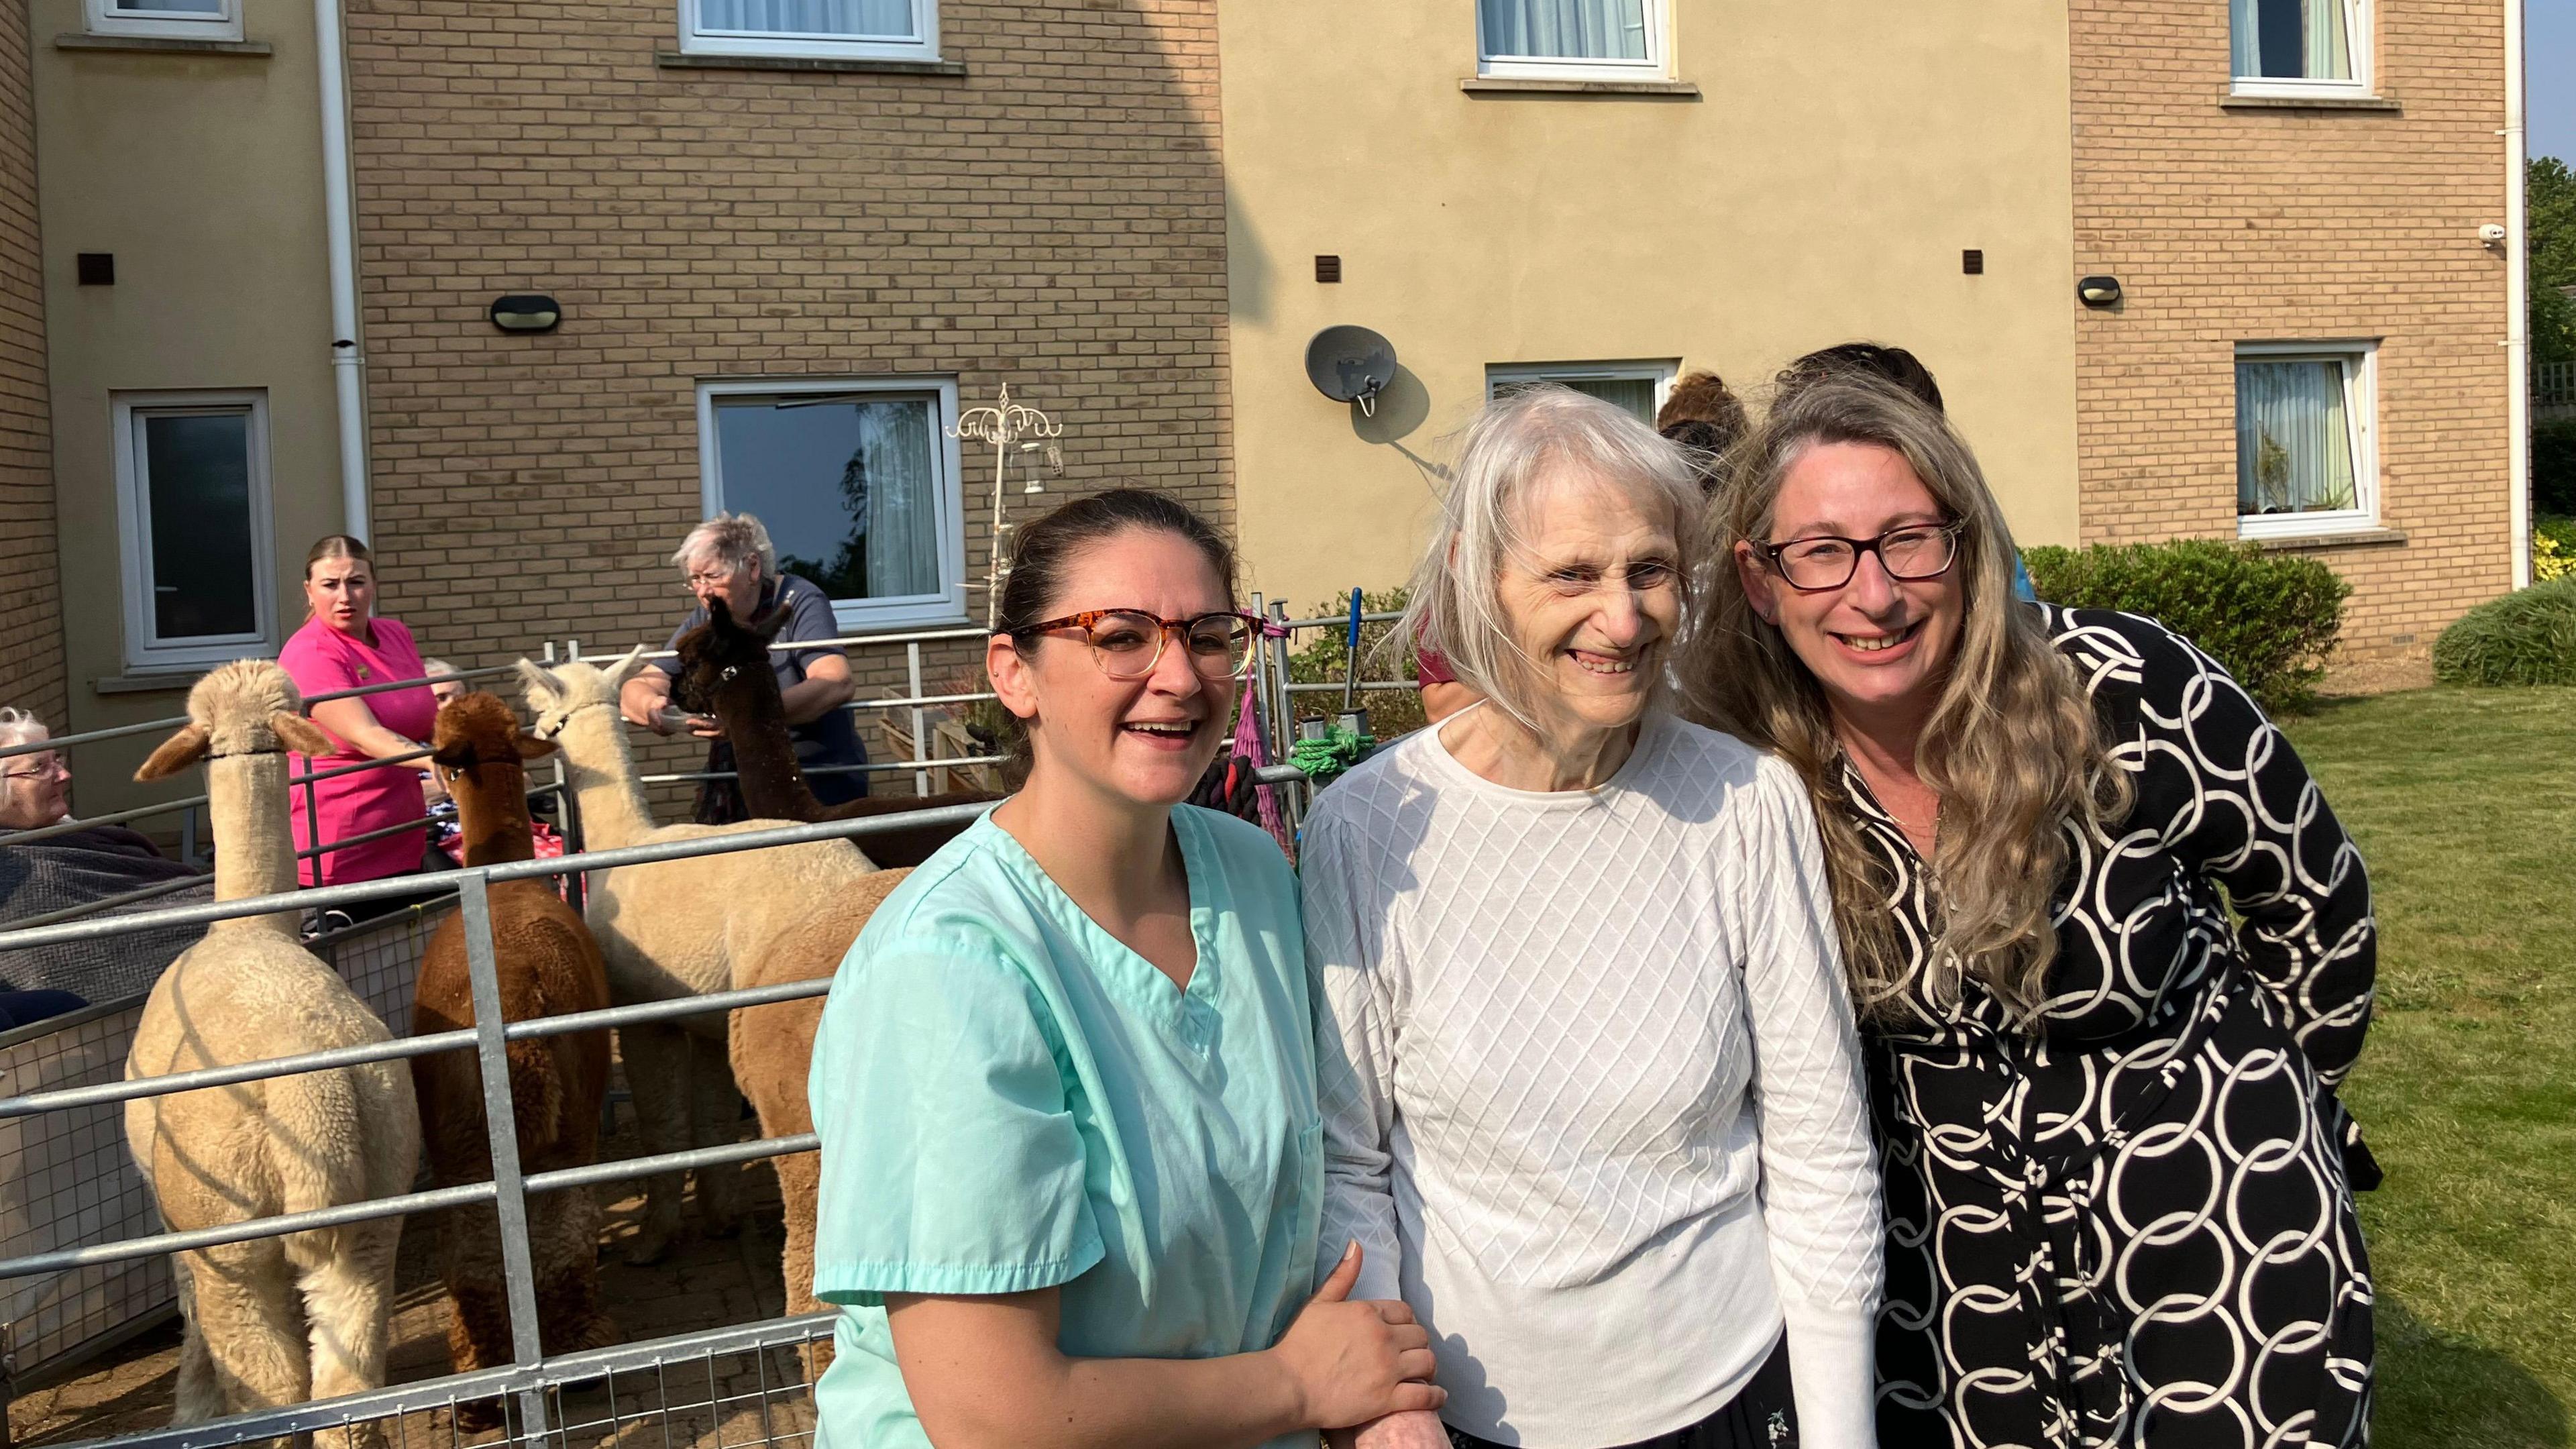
[1750,520,1966,592]
[1010,609,1258,681]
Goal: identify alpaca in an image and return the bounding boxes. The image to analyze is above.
[124,661,421,1449]
[668,598,996,867]
[517,651,896,1267]
[412,693,619,1426]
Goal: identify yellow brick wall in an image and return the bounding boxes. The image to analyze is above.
[0,0,59,725]
[2070,0,2513,657]
[344,0,1231,794]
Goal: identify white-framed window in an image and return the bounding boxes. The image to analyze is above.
[697,377,968,631]
[85,0,243,42]
[678,0,938,62]
[1477,0,1668,80]
[113,391,277,672]
[2230,0,2371,97]
[1487,360,1678,425]
[2235,341,2379,539]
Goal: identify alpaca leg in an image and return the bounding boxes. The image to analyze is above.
[437,1201,517,1433]
[686,1032,746,1239]
[178,1242,310,1426]
[297,1219,400,1449]
[772,1149,834,1381]
[534,1184,623,1354]
[170,1262,225,1428]
[618,1023,692,1265]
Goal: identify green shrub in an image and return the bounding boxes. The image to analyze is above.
[2432,577,2576,686]
[2022,539,2349,712]
[1283,589,1428,738]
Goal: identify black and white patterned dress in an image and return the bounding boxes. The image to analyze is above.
[1845,606,2376,1449]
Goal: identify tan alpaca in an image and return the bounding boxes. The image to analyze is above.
[517,652,905,1297]
[125,661,422,1449]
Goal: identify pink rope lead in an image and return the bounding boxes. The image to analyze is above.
[1233,619,1293,856]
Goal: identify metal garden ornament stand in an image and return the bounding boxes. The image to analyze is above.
[949,384,1065,629]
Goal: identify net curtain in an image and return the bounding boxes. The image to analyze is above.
[1479,0,1648,60]
[2230,0,2352,78]
[859,402,943,598]
[699,0,914,37]
[2236,359,2357,515]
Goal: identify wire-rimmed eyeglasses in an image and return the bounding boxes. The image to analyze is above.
[1010,609,1259,681]
[1749,521,1966,592]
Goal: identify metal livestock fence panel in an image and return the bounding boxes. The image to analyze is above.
[0,902,451,1389]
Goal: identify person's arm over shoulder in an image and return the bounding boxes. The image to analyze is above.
[1735,752,1882,1449]
[1299,793,1407,1306]
[2086,609,2375,1087]
[809,920,1100,1306]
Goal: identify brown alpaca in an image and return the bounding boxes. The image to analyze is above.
[411,693,618,1426]
[669,598,994,867]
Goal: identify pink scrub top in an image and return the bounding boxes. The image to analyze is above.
[278,614,439,887]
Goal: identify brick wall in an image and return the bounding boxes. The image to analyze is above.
[0,0,58,724]
[2070,0,2512,657]
[345,0,1232,798]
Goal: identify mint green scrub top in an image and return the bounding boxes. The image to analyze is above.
[807,806,1325,1449]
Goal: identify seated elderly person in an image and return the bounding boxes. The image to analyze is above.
[619,512,866,823]
[0,708,214,1026]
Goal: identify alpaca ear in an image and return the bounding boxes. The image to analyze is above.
[515,657,560,710]
[708,597,735,629]
[133,724,209,782]
[515,733,559,761]
[604,645,648,690]
[270,712,335,757]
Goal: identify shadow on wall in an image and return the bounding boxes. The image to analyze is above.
[1348,364,1450,490]
[2373,1291,2568,1447]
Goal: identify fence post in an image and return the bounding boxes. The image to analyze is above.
[458,871,552,1438]
[906,641,929,798]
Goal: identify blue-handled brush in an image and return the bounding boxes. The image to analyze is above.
[1341,587,1364,712]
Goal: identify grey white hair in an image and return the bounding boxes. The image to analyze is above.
[0,707,50,816]
[672,512,775,580]
[1396,384,1703,732]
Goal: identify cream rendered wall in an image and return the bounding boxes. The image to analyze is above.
[1220,0,2080,608]
[33,0,342,816]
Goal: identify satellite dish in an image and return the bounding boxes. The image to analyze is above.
[1305,325,1397,417]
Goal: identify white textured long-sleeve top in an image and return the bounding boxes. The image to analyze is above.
[1302,712,1883,1449]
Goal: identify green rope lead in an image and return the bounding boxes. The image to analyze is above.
[1290,723,1375,784]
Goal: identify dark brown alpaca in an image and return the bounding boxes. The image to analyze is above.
[411,692,619,1426]
[669,598,996,867]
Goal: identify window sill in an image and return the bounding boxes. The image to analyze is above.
[55,33,270,56]
[2220,92,2401,113]
[656,51,965,76]
[2243,525,2408,552]
[93,672,203,695]
[1459,76,1701,99]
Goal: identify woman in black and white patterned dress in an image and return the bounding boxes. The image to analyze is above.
[1686,374,2376,1448]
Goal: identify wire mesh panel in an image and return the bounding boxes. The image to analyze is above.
[0,904,444,1385]
[0,1001,170,1381]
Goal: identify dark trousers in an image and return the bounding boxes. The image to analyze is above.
[1446,1336,1797,1449]
[0,989,89,1032]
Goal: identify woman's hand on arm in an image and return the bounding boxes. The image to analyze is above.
[307,698,428,763]
[778,653,855,727]
[888,1244,1441,1449]
[1328,1411,1453,1449]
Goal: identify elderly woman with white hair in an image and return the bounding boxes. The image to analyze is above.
[620,512,864,822]
[1302,386,1883,1449]
[0,709,211,1025]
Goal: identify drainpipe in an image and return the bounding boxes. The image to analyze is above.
[315,0,368,542]
[2505,0,2529,589]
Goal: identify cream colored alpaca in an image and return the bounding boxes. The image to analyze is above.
[518,651,893,1275]
[124,661,422,1449]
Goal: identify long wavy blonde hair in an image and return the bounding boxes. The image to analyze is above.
[1685,376,2131,1026]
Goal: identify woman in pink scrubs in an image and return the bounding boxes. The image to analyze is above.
[277,535,443,894]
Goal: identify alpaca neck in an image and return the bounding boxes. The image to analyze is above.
[207,754,303,935]
[450,765,536,866]
[717,672,827,821]
[559,706,657,847]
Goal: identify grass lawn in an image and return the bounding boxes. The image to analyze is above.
[2282,686,2576,1447]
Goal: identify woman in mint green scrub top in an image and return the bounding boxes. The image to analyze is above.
[806,489,1445,1449]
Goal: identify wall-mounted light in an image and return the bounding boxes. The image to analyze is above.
[2077,275,2123,309]
[489,294,562,333]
